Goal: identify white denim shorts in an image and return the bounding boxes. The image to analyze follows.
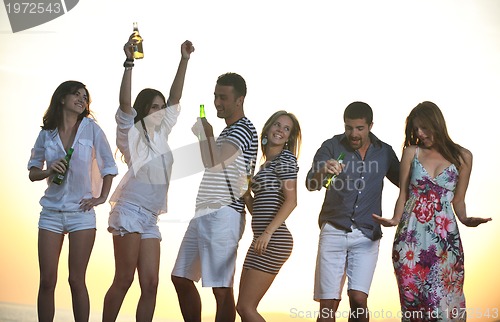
[108,202,161,240]
[172,206,245,287]
[314,222,379,301]
[39,209,96,234]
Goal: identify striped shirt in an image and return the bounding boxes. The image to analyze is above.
[195,117,258,214]
[243,149,299,274]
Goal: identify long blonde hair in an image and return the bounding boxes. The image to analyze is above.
[261,110,302,161]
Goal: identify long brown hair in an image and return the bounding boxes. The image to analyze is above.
[404,101,463,167]
[117,88,167,163]
[261,110,302,161]
[42,80,91,130]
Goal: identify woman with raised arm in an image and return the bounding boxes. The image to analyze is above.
[102,37,194,322]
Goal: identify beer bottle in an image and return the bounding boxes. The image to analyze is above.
[132,22,144,59]
[322,152,345,189]
[199,104,206,118]
[52,148,74,185]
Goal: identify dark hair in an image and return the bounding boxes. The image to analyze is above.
[261,110,302,160]
[126,88,167,162]
[42,80,91,130]
[404,101,463,167]
[216,73,247,98]
[133,88,166,124]
[343,101,373,124]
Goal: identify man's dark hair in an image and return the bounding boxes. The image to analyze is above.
[343,101,373,124]
[217,73,247,98]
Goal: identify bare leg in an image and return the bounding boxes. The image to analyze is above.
[236,268,276,322]
[102,233,141,322]
[136,238,160,322]
[317,299,340,322]
[213,287,237,322]
[37,229,64,322]
[347,290,369,322]
[68,229,96,322]
[171,275,201,322]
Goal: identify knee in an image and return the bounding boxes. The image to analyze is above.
[171,275,191,291]
[68,274,87,292]
[212,287,233,301]
[39,274,57,292]
[236,301,254,320]
[140,276,159,295]
[111,273,135,292]
[348,290,368,308]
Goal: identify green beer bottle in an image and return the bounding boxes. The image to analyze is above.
[199,104,206,118]
[322,152,345,189]
[52,147,74,185]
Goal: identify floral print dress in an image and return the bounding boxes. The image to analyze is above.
[393,148,465,321]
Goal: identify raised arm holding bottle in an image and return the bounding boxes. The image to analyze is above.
[102,34,194,322]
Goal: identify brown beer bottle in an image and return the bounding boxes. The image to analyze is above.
[132,22,144,59]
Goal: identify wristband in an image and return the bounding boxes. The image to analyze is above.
[123,58,134,68]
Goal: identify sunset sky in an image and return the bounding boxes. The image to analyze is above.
[1,1,499,321]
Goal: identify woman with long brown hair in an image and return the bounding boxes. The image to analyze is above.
[28,80,117,322]
[102,36,194,322]
[374,101,491,320]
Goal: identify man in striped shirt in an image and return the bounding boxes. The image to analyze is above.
[172,73,258,322]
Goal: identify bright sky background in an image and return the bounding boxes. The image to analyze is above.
[1,1,499,321]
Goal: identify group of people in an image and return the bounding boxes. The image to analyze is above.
[27,34,491,322]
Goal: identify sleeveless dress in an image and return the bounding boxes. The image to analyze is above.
[243,150,298,274]
[393,147,466,321]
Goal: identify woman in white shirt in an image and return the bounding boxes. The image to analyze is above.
[102,36,194,322]
[28,80,118,322]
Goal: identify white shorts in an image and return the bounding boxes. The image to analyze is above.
[314,223,379,301]
[108,202,161,240]
[171,206,245,287]
[39,209,96,234]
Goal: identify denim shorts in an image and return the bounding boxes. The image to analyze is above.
[108,202,161,240]
[39,209,96,234]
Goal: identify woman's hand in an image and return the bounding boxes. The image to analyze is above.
[254,232,272,256]
[50,159,67,176]
[460,216,492,227]
[124,34,136,60]
[79,196,105,211]
[181,40,195,60]
[372,213,399,227]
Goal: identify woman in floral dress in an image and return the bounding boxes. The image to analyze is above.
[373,101,491,321]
